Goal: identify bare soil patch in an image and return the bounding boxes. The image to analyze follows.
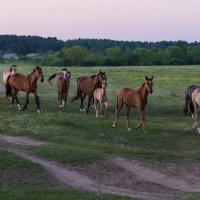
[0,135,200,200]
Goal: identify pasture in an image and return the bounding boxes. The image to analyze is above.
[0,63,200,200]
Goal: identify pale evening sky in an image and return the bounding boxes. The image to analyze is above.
[0,0,199,42]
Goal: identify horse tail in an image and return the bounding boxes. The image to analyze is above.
[6,75,12,98]
[48,74,56,84]
[71,88,81,102]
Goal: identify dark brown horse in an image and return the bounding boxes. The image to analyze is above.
[6,66,44,112]
[48,69,71,108]
[72,70,107,113]
[112,76,154,132]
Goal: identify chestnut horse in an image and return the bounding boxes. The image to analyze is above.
[72,70,107,113]
[48,69,71,108]
[112,76,154,132]
[3,64,17,98]
[94,80,108,118]
[6,66,44,112]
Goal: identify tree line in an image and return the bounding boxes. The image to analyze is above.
[1,35,200,66]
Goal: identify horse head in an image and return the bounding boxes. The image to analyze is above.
[145,76,154,94]
[98,70,107,85]
[36,66,44,82]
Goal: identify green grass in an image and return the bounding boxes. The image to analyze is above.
[0,188,132,200]
[1,63,200,199]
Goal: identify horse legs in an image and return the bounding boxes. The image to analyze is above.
[86,95,92,114]
[33,91,40,112]
[136,108,146,132]
[80,93,86,112]
[94,97,99,118]
[58,91,62,107]
[22,92,29,111]
[12,90,21,110]
[125,104,131,131]
[112,98,124,128]
[105,102,108,118]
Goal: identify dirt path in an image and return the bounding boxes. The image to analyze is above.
[0,135,199,200]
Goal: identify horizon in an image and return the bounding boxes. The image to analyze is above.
[0,0,200,42]
[1,34,199,44]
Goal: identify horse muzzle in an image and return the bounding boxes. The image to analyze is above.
[41,76,44,82]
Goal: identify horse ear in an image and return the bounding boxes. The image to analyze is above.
[145,76,148,80]
[151,76,154,80]
[100,70,102,73]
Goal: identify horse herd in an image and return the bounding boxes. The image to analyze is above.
[2,65,200,133]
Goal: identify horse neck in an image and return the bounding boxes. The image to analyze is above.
[138,83,149,103]
[101,86,106,96]
[29,71,38,85]
[91,75,100,90]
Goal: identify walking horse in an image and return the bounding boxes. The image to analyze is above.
[71,70,107,113]
[48,68,71,108]
[112,76,154,132]
[6,66,44,112]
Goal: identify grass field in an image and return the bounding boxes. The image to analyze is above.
[0,62,200,199]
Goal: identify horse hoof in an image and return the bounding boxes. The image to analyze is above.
[197,128,200,134]
[37,110,40,113]
[127,128,131,131]
[112,124,116,128]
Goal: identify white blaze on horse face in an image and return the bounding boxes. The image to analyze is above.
[63,71,67,79]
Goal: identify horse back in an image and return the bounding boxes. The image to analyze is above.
[78,76,97,95]
[8,73,28,91]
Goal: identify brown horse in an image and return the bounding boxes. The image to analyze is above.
[112,76,154,132]
[3,64,17,98]
[6,66,44,112]
[48,69,71,108]
[94,80,108,118]
[72,70,107,113]
[191,88,200,133]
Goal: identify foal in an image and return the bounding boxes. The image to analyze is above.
[112,76,153,132]
[94,80,108,118]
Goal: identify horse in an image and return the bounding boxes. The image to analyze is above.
[183,85,200,118]
[6,66,44,112]
[71,70,107,113]
[93,80,108,118]
[191,88,200,133]
[48,69,71,108]
[3,64,17,98]
[112,76,154,132]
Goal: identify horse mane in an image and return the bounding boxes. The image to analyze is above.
[90,74,96,79]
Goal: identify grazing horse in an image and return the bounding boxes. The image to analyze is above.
[72,70,107,113]
[191,88,200,133]
[112,76,154,132]
[6,66,44,112]
[183,85,200,118]
[94,80,108,118]
[3,64,17,98]
[48,69,71,108]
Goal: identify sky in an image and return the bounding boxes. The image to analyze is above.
[0,0,199,42]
